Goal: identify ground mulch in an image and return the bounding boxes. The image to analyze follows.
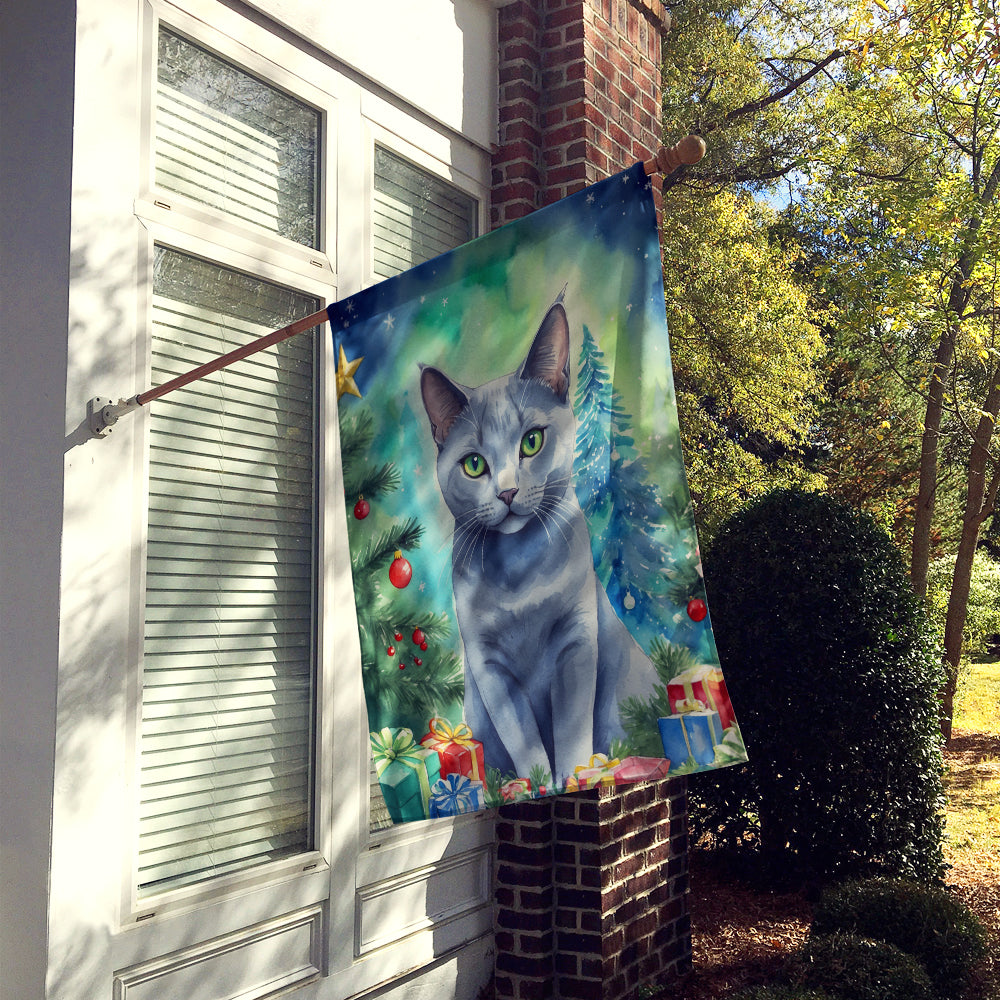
[665,732,1000,1000]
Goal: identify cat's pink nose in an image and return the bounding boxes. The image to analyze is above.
[498,488,518,507]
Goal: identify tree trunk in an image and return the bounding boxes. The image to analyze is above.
[910,328,956,598]
[940,374,1000,741]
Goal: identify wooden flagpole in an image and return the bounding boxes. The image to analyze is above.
[89,136,705,437]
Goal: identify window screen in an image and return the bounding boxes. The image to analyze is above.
[372,146,477,279]
[138,247,318,895]
[156,27,320,248]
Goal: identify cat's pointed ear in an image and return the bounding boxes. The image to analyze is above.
[420,365,470,447]
[520,294,571,401]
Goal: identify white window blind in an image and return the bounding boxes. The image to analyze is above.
[138,247,319,895]
[372,146,477,279]
[368,149,477,831]
[156,27,320,248]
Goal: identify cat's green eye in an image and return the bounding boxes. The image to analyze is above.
[520,428,544,458]
[462,453,488,478]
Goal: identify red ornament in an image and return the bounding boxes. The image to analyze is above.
[398,662,406,670]
[686,598,708,622]
[411,628,426,646]
[353,495,370,520]
[387,645,396,656]
[389,550,412,589]
[420,641,428,651]
[394,631,403,641]
[414,657,423,666]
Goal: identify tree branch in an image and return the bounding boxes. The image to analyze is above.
[703,49,847,133]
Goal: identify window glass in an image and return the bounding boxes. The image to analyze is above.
[372,146,477,279]
[138,246,318,895]
[156,27,320,248]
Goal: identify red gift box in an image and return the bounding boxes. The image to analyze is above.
[420,717,485,782]
[666,665,736,731]
[613,756,672,785]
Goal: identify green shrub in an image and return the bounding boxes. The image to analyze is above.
[927,550,1000,659]
[811,877,988,999]
[789,933,934,1000]
[695,489,947,883]
[732,987,837,1000]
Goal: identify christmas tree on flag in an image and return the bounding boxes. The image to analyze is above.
[573,326,707,653]
[339,407,463,733]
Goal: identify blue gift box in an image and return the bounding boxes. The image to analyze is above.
[658,710,722,768]
[428,773,486,818]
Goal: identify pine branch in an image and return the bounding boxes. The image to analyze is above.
[353,518,424,576]
[350,462,400,504]
[649,636,698,684]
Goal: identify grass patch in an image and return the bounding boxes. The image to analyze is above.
[945,659,1000,872]
[956,659,1000,736]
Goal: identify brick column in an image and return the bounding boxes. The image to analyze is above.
[494,781,690,1000]
[492,0,668,228]
[490,4,690,999]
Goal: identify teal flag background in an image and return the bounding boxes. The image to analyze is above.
[329,163,747,821]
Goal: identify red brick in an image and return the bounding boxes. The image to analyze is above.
[548,4,588,30]
[497,862,552,888]
[556,951,579,976]
[547,119,590,146]
[559,979,604,1000]
[543,106,566,129]
[496,952,551,978]
[522,979,558,1000]
[543,39,587,70]
[498,906,552,931]
[542,67,565,89]
[503,79,541,104]
[503,40,538,64]
[557,930,603,955]
[519,930,555,954]
[499,100,539,125]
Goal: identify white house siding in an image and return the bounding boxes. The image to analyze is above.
[0,1,498,998]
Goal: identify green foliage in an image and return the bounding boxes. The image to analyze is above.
[339,407,463,733]
[811,878,988,1000]
[789,933,934,1000]
[695,488,947,882]
[732,987,836,1000]
[927,550,1000,659]
[663,189,827,538]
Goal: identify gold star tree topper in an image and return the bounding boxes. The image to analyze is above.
[335,344,364,400]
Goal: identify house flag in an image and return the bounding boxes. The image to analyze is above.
[329,162,747,823]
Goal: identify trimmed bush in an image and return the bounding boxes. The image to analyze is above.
[695,489,947,883]
[732,987,837,1000]
[789,933,934,1000]
[811,877,988,999]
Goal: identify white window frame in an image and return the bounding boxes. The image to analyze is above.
[111,0,496,991]
[123,0,341,932]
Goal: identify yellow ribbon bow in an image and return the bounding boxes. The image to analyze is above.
[427,717,476,746]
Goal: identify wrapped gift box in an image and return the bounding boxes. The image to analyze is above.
[371,727,441,823]
[420,717,485,783]
[657,710,722,768]
[572,753,621,789]
[429,773,487,817]
[500,777,533,803]
[613,755,672,785]
[667,665,736,731]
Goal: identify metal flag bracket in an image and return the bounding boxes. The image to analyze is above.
[86,135,705,439]
[88,395,141,438]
